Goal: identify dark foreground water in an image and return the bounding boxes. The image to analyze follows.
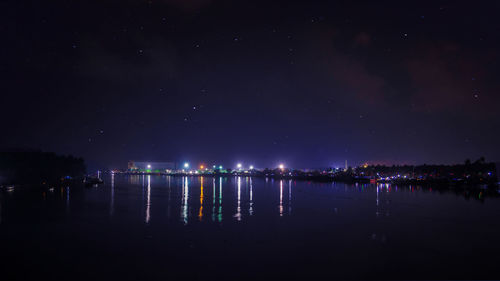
[1,175,500,280]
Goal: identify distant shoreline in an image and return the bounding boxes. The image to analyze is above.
[115,171,499,190]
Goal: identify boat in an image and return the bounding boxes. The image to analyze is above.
[83,170,104,186]
[83,177,104,185]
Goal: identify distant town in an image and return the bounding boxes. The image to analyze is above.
[0,150,498,189]
[119,159,500,188]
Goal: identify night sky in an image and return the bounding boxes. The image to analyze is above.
[2,0,500,169]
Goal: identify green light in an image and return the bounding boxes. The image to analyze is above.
[219,165,223,169]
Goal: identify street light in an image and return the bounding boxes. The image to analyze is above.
[147,164,151,169]
[279,164,284,170]
[237,163,242,169]
[249,165,254,170]
[184,162,189,168]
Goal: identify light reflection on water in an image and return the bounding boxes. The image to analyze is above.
[145,175,151,224]
[66,175,499,226]
[249,177,253,216]
[0,175,497,228]
[279,179,283,216]
[1,175,500,280]
[235,177,241,220]
[181,176,189,225]
[113,175,307,224]
[218,177,222,222]
[288,179,292,215]
[198,176,203,221]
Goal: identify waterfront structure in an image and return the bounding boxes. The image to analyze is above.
[128,161,177,172]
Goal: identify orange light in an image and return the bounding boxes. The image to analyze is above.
[200,165,204,169]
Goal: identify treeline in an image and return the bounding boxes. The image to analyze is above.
[0,149,86,185]
[357,157,496,178]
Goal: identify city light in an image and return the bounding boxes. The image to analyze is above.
[249,165,254,170]
[279,164,284,170]
[184,162,189,168]
[200,165,204,169]
[147,164,151,169]
[237,163,242,169]
[219,165,223,169]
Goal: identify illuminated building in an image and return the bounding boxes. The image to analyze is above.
[128,161,177,171]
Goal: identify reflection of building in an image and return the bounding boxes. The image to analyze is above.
[128,161,177,171]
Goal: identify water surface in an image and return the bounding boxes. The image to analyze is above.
[1,175,499,280]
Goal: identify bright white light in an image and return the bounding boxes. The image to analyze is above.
[249,165,254,170]
[184,162,189,168]
[237,163,242,169]
[279,164,284,169]
[147,164,151,169]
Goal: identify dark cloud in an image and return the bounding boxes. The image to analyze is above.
[406,42,498,116]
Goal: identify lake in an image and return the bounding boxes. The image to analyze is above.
[1,174,499,280]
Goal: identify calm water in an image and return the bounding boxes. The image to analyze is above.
[1,175,500,280]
